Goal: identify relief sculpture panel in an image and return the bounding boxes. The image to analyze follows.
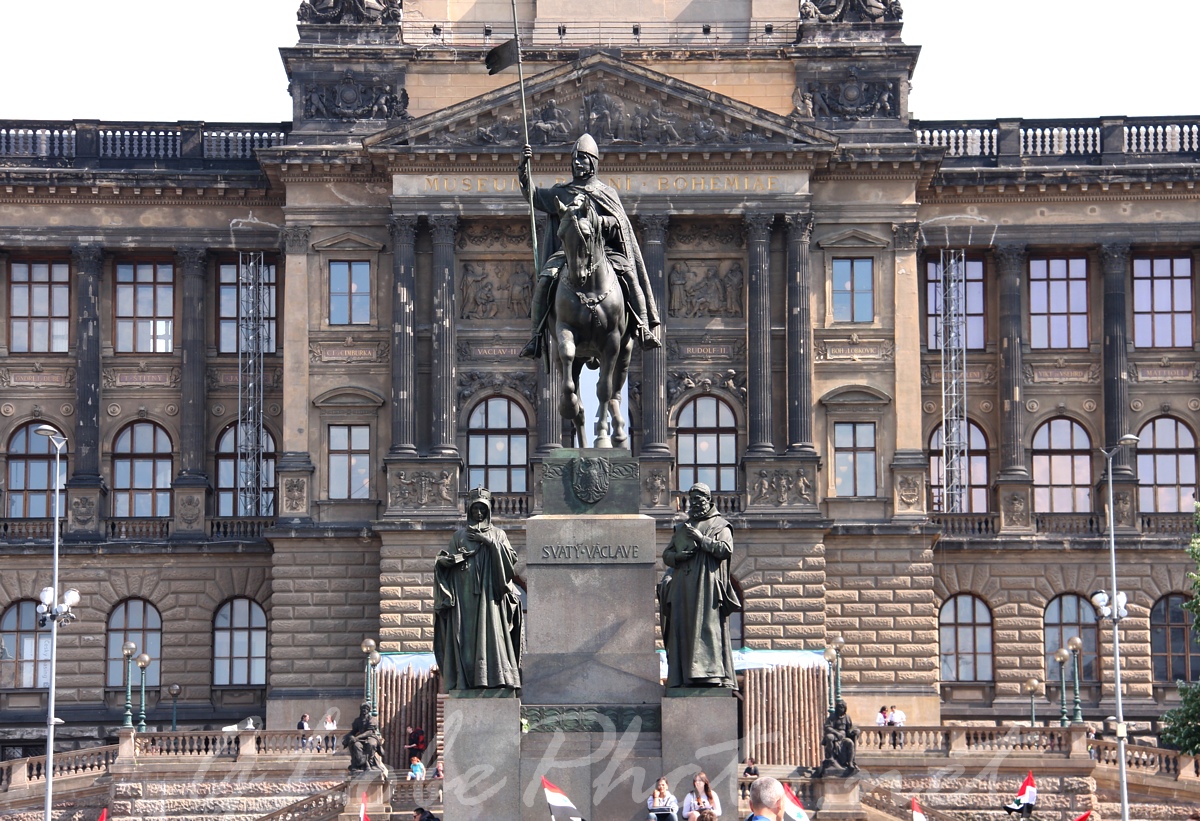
[459,261,534,321]
[666,260,744,319]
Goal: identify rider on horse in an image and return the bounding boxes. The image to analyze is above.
[517,134,661,359]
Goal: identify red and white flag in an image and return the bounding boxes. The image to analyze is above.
[1002,771,1037,814]
[911,797,927,821]
[97,811,108,821]
[359,791,370,821]
[542,776,583,821]
[781,782,811,821]
[1072,813,1092,821]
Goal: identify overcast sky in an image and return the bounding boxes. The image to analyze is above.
[0,1,1194,123]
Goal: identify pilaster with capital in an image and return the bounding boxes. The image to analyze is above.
[1101,243,1134,477]
[785,213,817,456]
[745,212,775,458]
[277,225,315,524]
[388,216,419,457]
[172,246,209,536]
[429,214,460,459]
[638,214,670,457]
[994,243,1033,531]
[67,244,105,539]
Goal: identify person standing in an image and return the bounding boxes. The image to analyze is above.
[322,714,338,752]
[747,776,785,821]
[296,713,311,751]
[741,757,759,800]
[890,704,906,748]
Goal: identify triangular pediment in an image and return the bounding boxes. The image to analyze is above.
[365,53,837,154]
[311,232,385,252]
[819,385,892,406]
[818,229,891,249]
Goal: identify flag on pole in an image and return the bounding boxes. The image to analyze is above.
[359,791,370,821]
[485,38,520,74]
[542,776,583,821]
[911,797,927,821]
[781,782,811,821]
[1002,771,1037,815]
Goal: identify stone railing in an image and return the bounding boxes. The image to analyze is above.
[914,116,1200,166]
[674,491,743,515]
[1033,512,1105,535]
[858,724,1079,757]
[490,493,531,518]
[253,731,346,756]
[0,120,288,164]
[257,783,349,821]
[1140,512,1196,535]
[864,784,958,821]
[930,512,1000,536]
[209,516,274,540]
[401,18,797,48]
[0,744,118,792]
[0,517,62,541]
[134,731,240,757]
[108,518,172,540]
[1091,738,1200,781]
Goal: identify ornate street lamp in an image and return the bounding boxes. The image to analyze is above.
[1023,677,1041,727]
[168,684,182,732]
[1067,635,1084,724]
[361,638,377,714]
[369,650,382,718]
[33,426,74,821]
[136,653,152,732]
[823,635,845,714]
[121,641,137,729]
[1092,432,1138,821]
[1055,647,1071,727]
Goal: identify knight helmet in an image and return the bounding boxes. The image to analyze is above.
[572,133,600,162]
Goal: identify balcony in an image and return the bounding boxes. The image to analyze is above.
[0,518,61,542]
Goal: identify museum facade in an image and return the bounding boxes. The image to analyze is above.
[0,0,1198,755]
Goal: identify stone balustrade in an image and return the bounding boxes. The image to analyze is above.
[0,120,288,164]
[0,743,118,790]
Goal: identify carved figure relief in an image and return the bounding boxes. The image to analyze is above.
[296,0,402,24]
[283,478,307,513]
[799,0,903,23]
[667,261,744,318]
[178,495,203,526]
[530,99,574,145]
[1113,491,1134,528]
[391,471,456,507]
[644,470,668,506]
[459,262,534,320]
[303,72,409,121]
[1003,492,1029,527]
[457,371,537,405]
[583,82,626,141]
[667,369,747,405]
[570,457,612,505]
[70,497,96,528]
[805,72,898,120]
[792,87,815,120]
[750,468,817,507]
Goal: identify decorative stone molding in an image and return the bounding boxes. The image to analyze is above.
[428,214,459,244]
[639,214,669,242]
[296,0,401,25]
[457,370,537,405]
[70,243,104,272]
[0,366,76,389]
[1128,358,1200,383]
[309,338,390,364]
[388,214,418,245]
[456,337,525,362]
[102,365,181,389]
[282,477,308,514]
[799,0,903,23]
[666,336,747,362]
[388,469,457,508]
[892,222,920,251]
[459,261,535,320]
[815,336,895,362]
[804,71,898,120]
[206,367,283,392]
[666,369,747,405]
[521,704,661,733]
[282,226,312,255]
[1022,360,1101,384]
[921,363,997,386]
[455,222,529,250]
[666,221,745,251]
[786,212,816,243]
[748,466,816,507]
[175,246,208,271]
[666,260,744,318]
[302,71,409,121]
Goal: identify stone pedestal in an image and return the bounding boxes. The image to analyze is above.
[816,776,864,820]
[661,690,739,817]
[340,774,393,821]
[443,695,522,821]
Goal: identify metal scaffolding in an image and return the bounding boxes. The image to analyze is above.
[938,249,969,513]
[236,252,268,516]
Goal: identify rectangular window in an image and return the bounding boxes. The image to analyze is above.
[1133,256,1193,348]
[10,261,70,353]
[833,422,876,497]
[329,261,370,325]
[925,259,985,349]
[328,424,370,499]
[1029,258,1089,348]
[218,261,278,353]
[831,258,874,323]
[115,262,174,352]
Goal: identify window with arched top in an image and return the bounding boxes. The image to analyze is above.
[112,422,173,517]
[1151,594,1200,683]
[6,422,67,518]
[216,424,277,517]
[675,396,738,492]
[0,600,51,689]
[213,598,267,686]
[929,421,990,512]
[466,397,528,493]
[106,599,162,687]
[1044,594,1099,681]
[1137,417,1198,513]
[1031,418,1092,513]
[939,594,993,682]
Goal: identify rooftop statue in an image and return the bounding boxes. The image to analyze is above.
[297,0,402,24]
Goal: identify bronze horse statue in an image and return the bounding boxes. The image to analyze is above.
[549,194,633,449]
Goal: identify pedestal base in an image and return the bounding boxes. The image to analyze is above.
[339,774,392,821]
[816,776,864,820]
[661,690,739,817]
[443,696,522,821]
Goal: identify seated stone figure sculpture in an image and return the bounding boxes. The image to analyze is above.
[817,699,859,777]
[343,701,387,775]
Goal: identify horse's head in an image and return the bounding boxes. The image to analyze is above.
[556,195,602,285]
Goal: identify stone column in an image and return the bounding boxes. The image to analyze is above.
[66,244,105,539]
[276,226,315,525]
[638,214,670,455]
[1101,243,1134,476]
[429,214,460,459]
[745,212,775,457]
[891,222,927,519]
[172,246,209,536]
[784,213,816,456]
[994,243,1032,530]
[388,216,419,457]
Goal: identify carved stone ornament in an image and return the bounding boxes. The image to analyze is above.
[457,370,537,405]
[896,474,922,510]
[282,226,312,255]
[892,222,920,251]
[1128,358,1200,383]
[1002,491,1029,527]
[666,221,744,251]
[459,261,535,320]
[805,72,898,120]
[667,369,747,405]
[296,0,401,25]
[749,467,817,507]
[666,335,747,362]
[643,470,669,506]
[310,338,390,364]
[522,704,661,734]
[1113,490,1134,528]
[389,470,456,508]
[178,495,203,527]
[456,223,530,251]
[667,260,744,319]
[0,366,76,389]
[921,363,997,386]
[70,496,96,528]
[799,0,903,23]
[304,71,409,122]
[102,365,181,390]
[70,244,104,273]
[283,477,308,513]
[1022,360,1101,385]
[570,457,612,505]
[815,336,895,362]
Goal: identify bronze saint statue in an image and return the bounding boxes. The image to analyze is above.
[816,699,859,777]
[517,134,660,360]
[343,701,387,774]
[659,483,739,687]
[433,487,522,691]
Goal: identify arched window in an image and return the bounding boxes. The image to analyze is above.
[466,397,528,493]
[106,599,162,687]
[6,422,67,518]
[1151,594,1200,682]
[1044,594,1099,681]
[0,601,51,689]
[1137,417,1198,513]
[929,421,990,512]
[1032,419,1092,513]
[939,594,993,681]
[112,422,173,517]
[216,424,277,517]
[213,598,267,686]
[676,396,737,492]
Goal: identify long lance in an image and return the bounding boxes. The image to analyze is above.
[510,0,540,272]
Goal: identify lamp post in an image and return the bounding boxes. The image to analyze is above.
[34,425,75,821]
[369,650,382,718]
[136,653,151,732]
[1093,430,1138,821]
[121,641,137,729]
[168,684,181,732]
[1055,647,1071,727]
[1067,635,1084,724]
[361,638,377,714]
[1024,677,1040,727]
[823,635,845,714]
